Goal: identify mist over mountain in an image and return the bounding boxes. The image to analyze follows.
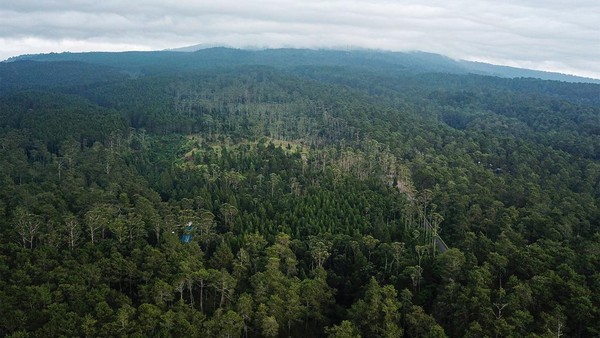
[5,46,599,84]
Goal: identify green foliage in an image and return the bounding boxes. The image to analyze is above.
[1,49,599,337]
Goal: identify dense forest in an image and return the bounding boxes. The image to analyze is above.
[1,48,599,337]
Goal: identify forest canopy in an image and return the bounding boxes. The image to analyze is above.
[1,48,599,337]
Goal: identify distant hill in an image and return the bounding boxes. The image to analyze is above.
[6,47,598,84]
[4,48,466,76]
[165,45,600,84]
[0,47,590,84]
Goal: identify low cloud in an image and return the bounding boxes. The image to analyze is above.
[1,0,598,78]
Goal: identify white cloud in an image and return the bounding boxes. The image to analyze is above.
[0,0,598,78]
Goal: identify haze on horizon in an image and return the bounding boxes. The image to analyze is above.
[1,0,599,79]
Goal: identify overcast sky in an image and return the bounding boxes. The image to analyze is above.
[1,0,599,78]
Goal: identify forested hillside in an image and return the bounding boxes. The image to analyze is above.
[1,48,599,337]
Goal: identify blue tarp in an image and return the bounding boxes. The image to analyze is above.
[181,223,193,243]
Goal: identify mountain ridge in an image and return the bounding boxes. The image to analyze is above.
[4,46,599,84]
